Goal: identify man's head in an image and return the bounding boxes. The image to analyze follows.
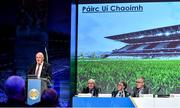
[117,81,127,91]
[5,76,25,101]
[87,79,96,90]
[136,77,145,89]
[36,52,44,64]
[41,88,58,107]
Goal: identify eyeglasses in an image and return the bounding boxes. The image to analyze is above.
[136,81,143,83]
[118,84,123,86]
[88,83,94,84]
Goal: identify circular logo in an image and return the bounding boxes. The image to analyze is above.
[28,88,40,100]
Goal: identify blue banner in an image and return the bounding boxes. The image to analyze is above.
[27,79,41,105]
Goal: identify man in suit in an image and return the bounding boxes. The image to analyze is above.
[131,77,150,97]
[112,81,130,97]
[81,79,100,97]
[28,52,52,88]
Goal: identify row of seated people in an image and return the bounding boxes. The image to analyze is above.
[0,75,59,107]
[81,77,150,97]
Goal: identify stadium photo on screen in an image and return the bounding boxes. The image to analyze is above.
[77,2,180,95]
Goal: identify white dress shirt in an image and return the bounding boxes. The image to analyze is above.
[116,90,125,97]
[35,62,44,79]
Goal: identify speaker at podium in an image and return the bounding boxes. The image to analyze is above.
[27,74,50,105]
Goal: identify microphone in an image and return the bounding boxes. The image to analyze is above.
[98,88,101,93]
[112,88,116,97]
[157,86,161,94]
[156,86,162,97]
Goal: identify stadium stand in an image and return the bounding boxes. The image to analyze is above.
[105,24,180,58]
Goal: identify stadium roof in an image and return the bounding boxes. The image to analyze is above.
[105,24,180,44]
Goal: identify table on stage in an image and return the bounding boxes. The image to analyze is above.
[132,97,180,108]
[72,96,180,108]
[73,97,135,108]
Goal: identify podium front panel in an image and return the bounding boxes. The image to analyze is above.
[27,79,41,105]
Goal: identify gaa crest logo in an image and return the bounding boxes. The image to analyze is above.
[28,88,40,100]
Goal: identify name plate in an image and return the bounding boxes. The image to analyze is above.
[98,94,112,97]
[77,93,92,97]
[139,94,153,98]
[170,94,180,98]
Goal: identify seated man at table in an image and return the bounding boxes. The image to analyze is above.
[81,79,100,97]
[112,81,130,97]
[131,77,150,97]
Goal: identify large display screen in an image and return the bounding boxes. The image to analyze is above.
[76,0,180,95]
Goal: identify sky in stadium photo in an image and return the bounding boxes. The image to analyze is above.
[78,2,180,55]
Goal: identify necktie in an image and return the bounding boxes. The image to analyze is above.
[35,64,40,77]
[119,91,122,97]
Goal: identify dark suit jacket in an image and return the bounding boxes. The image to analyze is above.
[28,62,52,82]
[131,85,150,97]
[82,87,100,97]
[112,90,130,97]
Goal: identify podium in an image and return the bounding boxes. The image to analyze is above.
[27,75,50,105]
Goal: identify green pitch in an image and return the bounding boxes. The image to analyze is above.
[77,58,180,95]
